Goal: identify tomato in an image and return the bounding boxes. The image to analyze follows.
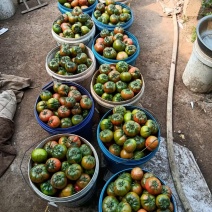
[140,126,151,138]
[141,172,155,189]
[71,103,82,115]
[131,181,142,195]
[97,73,109,84]
[131,167,144,180]
[123,120,140,137]
[145,135,159,151]
[121,88,134,100]
[114,178,131,196]
[46,158,61,173]
[125,192,140,211]
[61,161,70,172]
[134,135,146,150]
[43,140,58,157]
[65,61,77,73]
[76,173,91,189]
[68,89,82,101]
[96,37,104,44]
[109,144,121,156]
[123,139,137,153]
[81,155,95,169]
[128,80,142,93]
[31,148,48,163]
[80,144,92,156]
[53,23,62,34]
[66,135,81,148]
[100,118,113,130]
[108,70,120,83]
[76,64,88,74]
[51,144,67,161]
[161,185,172,198]
[47,116,61,128]
[118,172,132,183]
[114,129,127,146]
[64,96,76,108]
[99,64,111,74]
[103,81,116,93]
[57,84,70,96]
[116,202,132,212]
[116,61,129,73]
[102,196,119,212]
[66,163,83,180]
[114,26,124,34]
[145,119,158,135]
[103,36,114,47]
[96,2,105,13]
[137,209,147,212]
[106,182,116,196]
[40,180,57,196]
[111,113,124,125]
[66,146,82,164]
[145,176,162,195]
[80,97,92,109]
[47,98,60,110]
[123,38,133,45]
[40,90,53,101]
[113,105,126,116]
[60,117,72,128]
[57,105,71,118]
[59,183,74,197]
[50,171,67,189]
[30,164,50,183]
[103,47,117,59]
[36,101,48,113]
[113,39,126,52]
[94,42,105,54]
[52,93,60,100]
[128,67,141,79]
[140,193,156,212]
[115,80,128,93]
[112,93,123,102]
[120,149,133,159]
[100,129,114,143]
[132,111,147,125]
[120,72,132,82]
[102,92,113,101]
[72,114,83,125]
[125,45,137,56]
[93,83,103,96]
[133,150,146,159]
[156,194,171,210]
[123,112,133,122]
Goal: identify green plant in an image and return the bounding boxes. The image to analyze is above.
[191,26,197,43]
[202,0,212,8]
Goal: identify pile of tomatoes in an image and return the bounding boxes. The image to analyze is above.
[36,82,93,128]
[94,27,137,60]
[93,62,143,102]
[58,0,96,10]
[52,8,93,38]
[93,0,132,26]
[99,106,159,159]
[48,43,93,76]
[102,167,174,212]
[29,135,96,197]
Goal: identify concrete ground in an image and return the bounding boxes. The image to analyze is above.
[0,0,211,211]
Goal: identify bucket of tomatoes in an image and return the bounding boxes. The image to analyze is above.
[90,62,145,113]
[97,105,161,173]
[92,0,134,31]
[34,81,94,140]
[45,43,96,91]
[57,0,98,16]
[92,27,140,65]
[52,8,96,47]
[28,133,99,207]
[99,167,177,212]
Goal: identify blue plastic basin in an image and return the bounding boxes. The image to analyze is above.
[57,0,98,16]
[97,106,161,173]
[34,81,95,140]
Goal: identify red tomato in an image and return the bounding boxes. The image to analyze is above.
[46,158,62,173]
[57,105,71,118]
[52,93,61,100]
[39,109,53,122]
[145,176,162,195]
[123,38,133,45]
[48,116,61,128]
[96,37,104,44]
[80,97,92,109]
[145,136,159,151]
[94,42,105,54]
[131,167,144,180]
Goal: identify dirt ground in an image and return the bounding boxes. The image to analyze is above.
[0,0,211,211]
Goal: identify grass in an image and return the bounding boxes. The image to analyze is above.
[191,26,197,43]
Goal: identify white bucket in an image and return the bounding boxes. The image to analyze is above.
[45,45,96,92]
[51,24,96,49]
[0,0,16,20]
[182,40,212,93]
[90,67,145,114]
[28,134,99,208]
